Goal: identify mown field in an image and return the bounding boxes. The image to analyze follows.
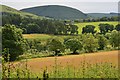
[75,21,118,34]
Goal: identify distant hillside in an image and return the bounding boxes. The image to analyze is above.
[87,13,118,18]
[21,5,88,20]
[0,5,44,19]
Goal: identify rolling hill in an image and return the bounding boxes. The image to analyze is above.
[0,5,44,19]
[21,5,88,20]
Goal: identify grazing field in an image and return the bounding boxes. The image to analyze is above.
[75,21,118,34]
[14,50,119,73]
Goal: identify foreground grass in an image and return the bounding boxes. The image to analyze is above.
[16,50,118,72]
[3,59,118,78]
[2,51,119,78]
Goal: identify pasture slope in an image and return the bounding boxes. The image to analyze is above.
[15,50,119,73]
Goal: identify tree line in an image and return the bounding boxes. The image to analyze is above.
[20,19,78,35]
[2,12,78,35]
[74,16,120,23]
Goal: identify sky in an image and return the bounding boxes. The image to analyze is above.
[1,0,119,13]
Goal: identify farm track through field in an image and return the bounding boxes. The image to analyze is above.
[14,50,119,72]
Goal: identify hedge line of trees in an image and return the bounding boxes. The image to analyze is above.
[82,24,120,34]
[74,16,120,23]
[2,24,120,61]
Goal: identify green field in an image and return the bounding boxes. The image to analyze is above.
[75,21,118,34]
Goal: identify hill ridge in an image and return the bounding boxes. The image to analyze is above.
[21,5,88,20]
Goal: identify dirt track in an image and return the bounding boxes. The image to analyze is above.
[15,50,119,72]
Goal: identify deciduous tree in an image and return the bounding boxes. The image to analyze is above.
[65,39,82,54]
[2,24,25,61]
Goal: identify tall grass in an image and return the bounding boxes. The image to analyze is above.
[2,53,119,79]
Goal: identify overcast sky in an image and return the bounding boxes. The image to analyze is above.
[1,0,119,13]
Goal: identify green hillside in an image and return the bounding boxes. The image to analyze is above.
[21,5,88,20]
[75,21,118,34]
[1,5,44,19]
